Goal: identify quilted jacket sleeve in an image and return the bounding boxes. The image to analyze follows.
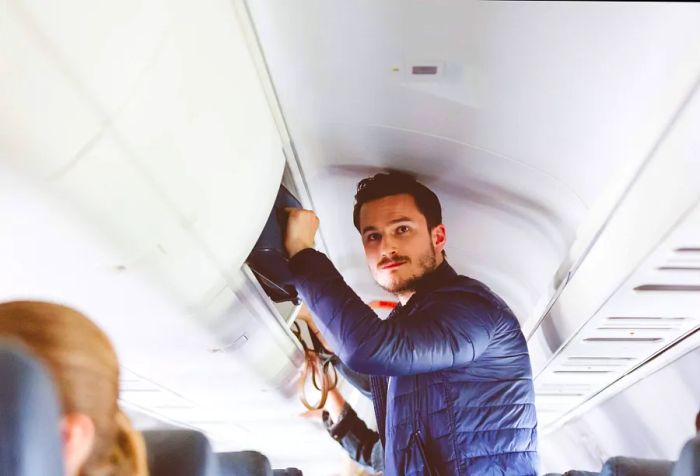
[289,249,498,376]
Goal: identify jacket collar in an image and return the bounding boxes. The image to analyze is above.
[398,260,457,310]
[415,259,457,294]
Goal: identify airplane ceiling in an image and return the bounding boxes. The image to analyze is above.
[247,1,700,322]
[2,0,700,473]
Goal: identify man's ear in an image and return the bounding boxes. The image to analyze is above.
[61,413,95,476]
[432,224,447,254]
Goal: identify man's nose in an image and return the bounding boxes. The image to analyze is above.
[380,234,398,257]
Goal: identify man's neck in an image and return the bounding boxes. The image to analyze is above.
[395,254,445,306]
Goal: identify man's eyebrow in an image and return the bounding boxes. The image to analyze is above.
[389,217,413,224]
[361,217,414,235]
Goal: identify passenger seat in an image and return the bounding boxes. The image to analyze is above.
[543,456,674,476]
[272,469,303,476]
[143,429,220,476]
[543,471,597,476]
[598,456,674,476]
[673,434,700,476]
[545,433,700,476]
[217,450,273,476]
[0,345,63,476]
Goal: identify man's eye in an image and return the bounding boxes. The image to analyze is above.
[367,233,381,241]
[396,225,409,234]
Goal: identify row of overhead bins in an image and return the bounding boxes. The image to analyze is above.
[527,73,700,430]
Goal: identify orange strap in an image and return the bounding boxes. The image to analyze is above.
[292,321,338,411]
[298,348,337,411]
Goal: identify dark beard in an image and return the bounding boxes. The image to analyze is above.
[380,247,438,295]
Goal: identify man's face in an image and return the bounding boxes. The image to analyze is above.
[359,193,446,295]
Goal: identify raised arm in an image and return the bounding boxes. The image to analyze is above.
[290,249,498,376]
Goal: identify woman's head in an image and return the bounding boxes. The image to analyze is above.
[0,301,147,476]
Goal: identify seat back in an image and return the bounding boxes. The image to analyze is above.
[543,471,597,476]
[272,469,303,476]
[143,429,220,476]
[672,435,700,476]
[0,345,63,476]
[599,456,674,476]
[218,450,273,476]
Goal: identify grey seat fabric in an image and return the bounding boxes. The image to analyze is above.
[543,471,598,476]
[0,345,63,476]
[599,456,674,476]
[673,435,700,476]
[143,429,220,476]
[218,451,273,476]
[272,469,303,475]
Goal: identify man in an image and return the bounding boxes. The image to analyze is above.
[286,173,538,475]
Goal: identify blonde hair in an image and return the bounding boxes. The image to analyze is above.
[0,301,148,476]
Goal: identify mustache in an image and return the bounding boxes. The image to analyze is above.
[377,256,410,269]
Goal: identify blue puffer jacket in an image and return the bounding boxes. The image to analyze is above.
[290,250,538,475]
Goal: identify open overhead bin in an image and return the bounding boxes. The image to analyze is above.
[0,1,344,467]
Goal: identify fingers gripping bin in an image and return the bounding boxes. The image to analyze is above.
[247,185,303,304]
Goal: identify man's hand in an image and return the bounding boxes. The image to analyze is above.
[284,208,319,258]
[324,387,347,421]
[297,387,346,421]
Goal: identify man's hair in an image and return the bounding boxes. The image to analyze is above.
[352,172,443,232]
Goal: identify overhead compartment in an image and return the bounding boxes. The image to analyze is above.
[0,1,345,466]
[0,0,288,310]
[527,66,700,431]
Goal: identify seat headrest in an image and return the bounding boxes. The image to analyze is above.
[672,434,700,476]
[0,345,63,476]
[600,456,674,476]
[143,429,220,476]
[272,469,303,476]
[542,471,597,476]
[217,450,273,475]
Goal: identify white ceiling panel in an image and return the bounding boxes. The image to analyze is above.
[248,1,700,320]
